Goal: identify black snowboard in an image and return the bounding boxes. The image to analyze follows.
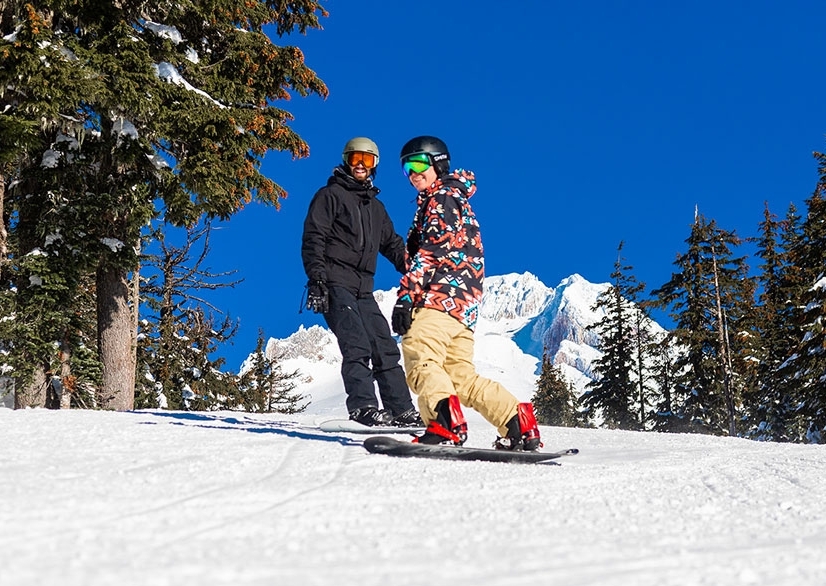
[363,436,578,465]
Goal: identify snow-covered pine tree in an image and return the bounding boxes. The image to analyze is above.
[58,275,102,409]
[1,6,104,406]
[744,203,802,440]
[651,213,753,435]
[531,355,584,428]
[648,332,679,431]
[1,2,328,409]
[581,242,643,430]
[136,223,240,410]
[788,274,826,442]
[233,332,306,414]
[623,256,658,430]
[0,106,38,272]
[138,306,238,411]
[782,151,826,442]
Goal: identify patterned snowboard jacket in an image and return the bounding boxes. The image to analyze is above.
[398,169,484,331]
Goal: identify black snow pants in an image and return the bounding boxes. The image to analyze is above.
[323,286,414,416]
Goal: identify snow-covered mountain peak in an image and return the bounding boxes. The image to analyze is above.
[268,324,338,362]
[239,325,338,374]
[513,274,610,368]
[480,272,553,323]
[554,274,610,326]
[557,273,609,303]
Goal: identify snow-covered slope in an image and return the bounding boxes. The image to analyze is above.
[3,407,826,586]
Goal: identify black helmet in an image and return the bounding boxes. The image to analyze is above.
[400,136,451,177]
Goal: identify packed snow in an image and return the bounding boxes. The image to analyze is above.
[3,389,826,585]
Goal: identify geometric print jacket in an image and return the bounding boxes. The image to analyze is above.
[397,169,484,331]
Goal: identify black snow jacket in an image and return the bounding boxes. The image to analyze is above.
[301,166,406,297]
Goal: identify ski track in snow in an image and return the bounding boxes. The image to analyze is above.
[2,409,826,586]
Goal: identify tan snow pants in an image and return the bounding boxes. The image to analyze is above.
[401,308,518,437]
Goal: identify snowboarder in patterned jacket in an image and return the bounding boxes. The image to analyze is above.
[392,136,541,450]
[301,137,421,428]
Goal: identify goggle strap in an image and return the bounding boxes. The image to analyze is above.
[403,153,431,164]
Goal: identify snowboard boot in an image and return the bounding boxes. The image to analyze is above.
[392,408,425,427]
[494,403,542,451]
[349,406,394,427]
[413,395,468,446]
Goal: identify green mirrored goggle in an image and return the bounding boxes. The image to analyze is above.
[402,153,432,177]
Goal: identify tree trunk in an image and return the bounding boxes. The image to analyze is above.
[59,341,72,409]
[97,264,135,410]
[0,171,7,274]
[711,247,736,436]
[14,366,48,409]
[130,242,140,404]
[131,247,140,363]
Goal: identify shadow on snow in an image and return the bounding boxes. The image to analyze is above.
[130,410,362,447]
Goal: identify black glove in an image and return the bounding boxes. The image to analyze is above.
[406,230,420,259]
[391,298,413,336]
[306,280,329,314]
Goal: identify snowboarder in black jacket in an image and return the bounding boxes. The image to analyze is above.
[301,137,421,427]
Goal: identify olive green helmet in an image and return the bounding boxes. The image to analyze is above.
[342,136,380,167]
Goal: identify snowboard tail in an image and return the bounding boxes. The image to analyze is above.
[363,436,579,464]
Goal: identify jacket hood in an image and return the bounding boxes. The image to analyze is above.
[422,168,476,199]
[445,169,476,198]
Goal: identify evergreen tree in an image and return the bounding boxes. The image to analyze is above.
[630,300,659,430]
[149,307,238,410]
[532,355,584,427]
[136,223,240,409]
[0,7,102,406]
[0,198,99,407]
[624,268,658,430]
[233,332,306,414]
[136,307,239,410]
[1,1,328,410]
[782,151,826,442]
[581,243,645,430]
[745,203,801,440]
[785,273,826,443]
[648,332,679,431]
[651,212,753,435]
[0,102,38,275]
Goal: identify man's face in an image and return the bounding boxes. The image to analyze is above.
[407,165,438,191]
[345,150,377,182]
[349,162,371,182]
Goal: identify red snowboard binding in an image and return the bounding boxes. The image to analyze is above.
[494,403,542,451]
[413,395,468,446]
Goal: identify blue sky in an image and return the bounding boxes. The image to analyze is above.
[196,1,826,370]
